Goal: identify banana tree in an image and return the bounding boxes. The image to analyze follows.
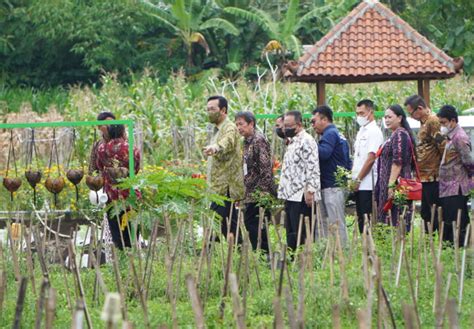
[224,0,331,59]
[142,0,240,67]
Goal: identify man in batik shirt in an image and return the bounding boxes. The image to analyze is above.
[405,95,445,233]
[235,111,276,253]
[204,95,245,241]
[278,111,321,251]
[437,105,474,246]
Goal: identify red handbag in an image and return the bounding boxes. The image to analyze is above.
[396,139,422,201]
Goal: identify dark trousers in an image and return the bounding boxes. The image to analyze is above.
[440,193,470,246]
[210,198,241,242]
[421,182,441,233]
[285,199,312,251]
[355,190,373,233]
[243,203,269,253]
[107,208,134,250]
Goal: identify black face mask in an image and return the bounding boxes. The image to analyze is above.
[275,127,285,139]
[284,128,297,138]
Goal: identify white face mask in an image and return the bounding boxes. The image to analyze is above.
[440,126,450,135]
[356,115,369,127]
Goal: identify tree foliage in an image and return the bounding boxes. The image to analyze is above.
[0,0,472,87]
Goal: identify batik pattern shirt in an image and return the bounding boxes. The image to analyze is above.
[416,114,445,182]
[243,131,276,203]
[278,130,321,202]
[207,117,245,201]
[439,124,474,198]
[96,137,141,201]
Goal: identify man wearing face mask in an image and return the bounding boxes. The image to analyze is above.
[352,99,383,233]
[405,95,445,234]
[278,111,320,251]
[275,115,286,140]
[204,95,245,241]
[437,105,474,246]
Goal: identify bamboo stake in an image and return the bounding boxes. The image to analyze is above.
[52,227,73,312]
[403,251,421,328]
[440,272,453,328]
[454,210,462,271]
[33,227,50,280]
[433,262,443,323]
[458,223,471,313]
[446,299,460,329]
[332,304,341,329]
[284,286,297,329]
[6,221,21,281]
[395,240,405,287]
[296,214,304,250]
[229,273,246,329]
[12,277,28,329]
[356,307,371,329]
[34,279,49,329]
[257,208,264,251]
[68,241,93,329]
[185,274,205,329]
[401,303,417,329]
[0,270,6,316]
[45,287,56,329]
[296,254,305,329]
[219,234,234,319]
[335,228,349,302]
[111,246,128,321]
[22,226,37,294]
[273,296,284,329]
[71,299,85,329]
[129,253,150,329]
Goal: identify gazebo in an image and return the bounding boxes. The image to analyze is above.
[283,0,463,106]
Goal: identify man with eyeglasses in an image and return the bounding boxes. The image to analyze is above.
[278,111,321,251]
[404,95,445,234]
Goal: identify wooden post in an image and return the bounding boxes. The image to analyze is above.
[316,81,326,106]
[417,79,430,107]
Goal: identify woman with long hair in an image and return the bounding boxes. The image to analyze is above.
[375,104,416,230]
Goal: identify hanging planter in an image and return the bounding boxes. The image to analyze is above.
[25,170,42,188]
[25,129,42,205]
[2,130,22,202]
[86,175,104,205]
[65,129,84,202]
[2,177,22,195]
[45,129,65,208]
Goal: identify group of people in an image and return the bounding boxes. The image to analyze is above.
[205,95,474,251]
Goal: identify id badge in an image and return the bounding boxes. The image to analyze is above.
[243,162,248,176]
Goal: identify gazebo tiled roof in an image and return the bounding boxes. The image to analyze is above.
[284,0,463,83]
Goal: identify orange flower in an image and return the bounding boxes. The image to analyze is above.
[272,159,281,173]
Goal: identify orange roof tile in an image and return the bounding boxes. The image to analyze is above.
[284,0,459,83]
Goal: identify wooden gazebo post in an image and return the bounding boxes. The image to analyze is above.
[316,81,326,106]
[417,79,430,107]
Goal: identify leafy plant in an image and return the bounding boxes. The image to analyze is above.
[335,165,356,192]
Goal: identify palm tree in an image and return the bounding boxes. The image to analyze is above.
[142,0,240,67]
[224,0,330,59]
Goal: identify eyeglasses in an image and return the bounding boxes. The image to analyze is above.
[409,107,419,117]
